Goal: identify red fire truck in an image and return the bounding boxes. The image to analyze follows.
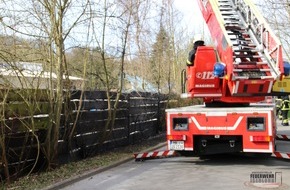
[166,0,285,157]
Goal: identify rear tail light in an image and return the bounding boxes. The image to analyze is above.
[250,136,272,142]
[167,135,186,141]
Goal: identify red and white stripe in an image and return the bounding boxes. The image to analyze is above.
[134,150,177,160]
[272,151,290,159]
[276,134,290,141]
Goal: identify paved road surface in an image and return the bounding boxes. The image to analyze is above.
[60,122,290,190]
[61,152,290,190]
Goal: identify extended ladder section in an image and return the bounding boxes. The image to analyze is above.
[197,0,283,96]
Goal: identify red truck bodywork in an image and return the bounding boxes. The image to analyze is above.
[166,105,276,155]
[167,0,283,156]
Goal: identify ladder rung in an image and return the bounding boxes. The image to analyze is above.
[233,55,262,58]
[224,18,240,22]
[233,69,271,72]
[220,8,234,11]
[225,24,242,27]
[234,49,260,53]
[227,31,248,35]
[219,2,231,5]
[221,12,237,15]
[233,76,249,80]
[234,65,259,69]
[260,69,271,72]
[225,26,243,30]
[234,61,268,65]
[256,62,268,65]
[225,21,240,25]
[219,1,232,5]
[233,44,256,48]
[230,37,251,40]
[226,27,247,31]
[235,76,266,79]
[233,69,244,72]
[223,15,239,19]
[235,39,252,42]
[233,46,256,50]
[219,5,233,8]
[237,72,267,78]
[220,6,234,9]
[261,76,275,80]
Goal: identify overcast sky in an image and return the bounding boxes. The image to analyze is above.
[174,0,200,34]
[174,0,210,40]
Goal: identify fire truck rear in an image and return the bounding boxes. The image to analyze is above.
[167,105,276,156]
[166,0,285,156]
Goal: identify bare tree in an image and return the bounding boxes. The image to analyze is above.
[35,0,89,169]
[0,0,89,170]
[255,0,290,59]
[0,0,193,181]
[84,0,142,141]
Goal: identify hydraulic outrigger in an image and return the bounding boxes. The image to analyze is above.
[134,134,290,161]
